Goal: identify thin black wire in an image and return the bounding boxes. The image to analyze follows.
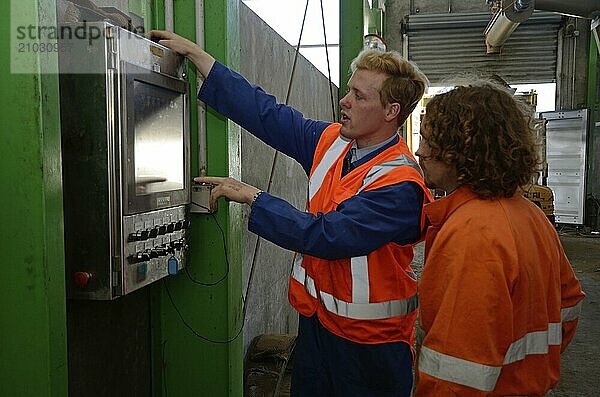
[184,202,229,286]
[246,0,312,318]
[161,202,242,397]
[285,0,311,104]
[320,0,337,121]
[164,278,245,344]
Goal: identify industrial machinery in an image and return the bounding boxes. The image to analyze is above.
[59,22,191,299]
[514,89,557,223]
[541,109,589,224]
[484,0,600,54]
[522,182,556,223]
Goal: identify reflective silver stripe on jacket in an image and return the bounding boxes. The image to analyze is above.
[309,136,349,201]
[319,289,419,320]
[419,345,501,392]
[419,307,582,392]
[357,154,422,193]
[296,138,419,320]
[292,252,418,320]
[292,253,317,298]
[351,256,369,303]
[561,300,583,322]
[503,323,561,365]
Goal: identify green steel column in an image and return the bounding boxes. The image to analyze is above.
[151,0,165,30]
[367,2,384,37]
[586,35,600,211]
[339,0,365,97]
[0,0,67,396]
[128,0,152,31]
[152,1,242,396]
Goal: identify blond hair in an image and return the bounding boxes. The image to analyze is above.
[350,49,428,123]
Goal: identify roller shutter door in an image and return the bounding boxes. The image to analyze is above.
[406,11,563,85]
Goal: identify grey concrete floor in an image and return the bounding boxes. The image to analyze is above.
[552,231,600,396]
[411,229,600,395]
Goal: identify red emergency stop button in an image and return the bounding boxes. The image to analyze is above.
[73,272,92,288]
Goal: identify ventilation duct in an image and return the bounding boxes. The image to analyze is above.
[484,0,535,54]
[484,0,600,54]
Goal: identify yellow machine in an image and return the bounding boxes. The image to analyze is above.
[522,182,555,223]
[516,90,556,224]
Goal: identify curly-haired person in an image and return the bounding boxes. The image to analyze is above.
[414,82,585,396]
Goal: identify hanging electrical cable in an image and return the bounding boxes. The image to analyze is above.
[165,201,245,344]
[284,0,311,104]
[164,278,246,344]
[184,207,230,286]
[245,0,312,320]
[320,0,337,121]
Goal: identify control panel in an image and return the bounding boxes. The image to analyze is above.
[121,205,189,295]
[59,23,191,300]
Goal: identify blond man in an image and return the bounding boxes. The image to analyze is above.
[150,30,432,396]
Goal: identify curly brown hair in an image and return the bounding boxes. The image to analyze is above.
[422,83,540,199]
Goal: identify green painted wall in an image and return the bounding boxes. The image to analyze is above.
[0,0,68,396]
[151,1,243,396]
[151,0,165,30]
[1,0,242,395]
[586,36,600,227]
[128,0,153,31]
[339,0,364,97]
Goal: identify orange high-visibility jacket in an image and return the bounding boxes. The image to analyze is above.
[416,187,585,396]
[288,123,433,345]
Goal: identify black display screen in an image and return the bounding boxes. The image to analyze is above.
[133,81,185,196]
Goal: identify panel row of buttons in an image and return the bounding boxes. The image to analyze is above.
[128,219,190,242]
[128,239,187,264]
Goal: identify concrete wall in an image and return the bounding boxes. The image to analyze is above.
[239,3,338,352]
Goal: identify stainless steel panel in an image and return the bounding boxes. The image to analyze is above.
[59,22,190,299]
[543,109,589,224]
[58,23,187,78]
[121,206,188,295]
[117,27,186,78]
[59,31,118,299]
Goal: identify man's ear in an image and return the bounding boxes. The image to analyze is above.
[385,103,401,121]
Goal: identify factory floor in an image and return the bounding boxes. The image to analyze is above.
[551,230,600,396]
